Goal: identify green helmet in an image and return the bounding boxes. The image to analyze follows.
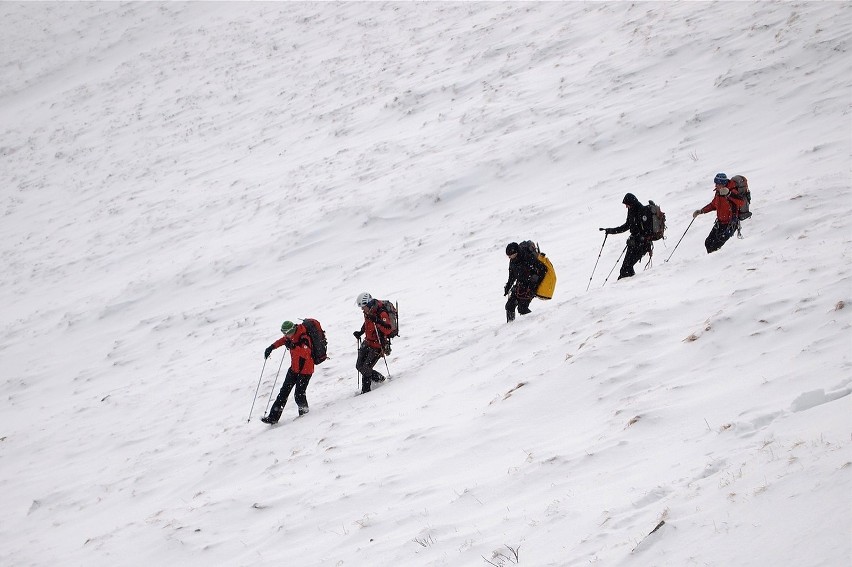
[280,320,296,335]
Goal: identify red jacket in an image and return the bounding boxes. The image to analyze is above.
[359,303,393,350]
[272,325,314,375]
[700,188,746,224]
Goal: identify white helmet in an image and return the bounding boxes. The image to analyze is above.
[355,292,373,308]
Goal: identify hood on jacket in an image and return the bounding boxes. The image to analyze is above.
[623,193,640,207]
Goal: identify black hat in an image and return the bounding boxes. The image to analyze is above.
[623,193,639,206]
[506,242,520,255]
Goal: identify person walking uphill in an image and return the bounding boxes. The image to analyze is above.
[504,241,547,322]
[693,172,746,253]
[353,292,394,394]
[261,320,314,424]
[600,193,652,280]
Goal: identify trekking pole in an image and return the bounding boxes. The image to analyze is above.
[373,321,392,380]
[247,358,268,422]
[586,233,608,291]
[602,244,627,288]
[262,354,286,418]
[644,244,654,272]
[380,349,392,380]
[665,217,696,263]
[356,336,362,394]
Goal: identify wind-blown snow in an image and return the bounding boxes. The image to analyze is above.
[1,2,850,566]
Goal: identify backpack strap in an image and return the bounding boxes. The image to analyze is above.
[294,325,311,348]
[725,194,740,221]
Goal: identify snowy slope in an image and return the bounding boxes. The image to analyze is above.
[1,2,850,566]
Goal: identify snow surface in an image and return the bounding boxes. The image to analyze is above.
[1,2,851,566]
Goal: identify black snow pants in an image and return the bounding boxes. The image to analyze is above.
[505,285,534,321]
[618,236,652,279]
[356,342,385,393]
[268,369,311,420]
[705,221,737,253]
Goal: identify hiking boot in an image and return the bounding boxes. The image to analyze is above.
[518,306,531,315]
[298,406,309,416]
[262,405,283,424]
[506,310,515,322]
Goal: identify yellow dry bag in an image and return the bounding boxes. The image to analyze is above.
[536,254,556,300]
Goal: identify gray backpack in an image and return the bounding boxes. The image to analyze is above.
[731,175,751,220]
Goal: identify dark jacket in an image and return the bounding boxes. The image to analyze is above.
[606,193,646,238]
[506,248,547,291]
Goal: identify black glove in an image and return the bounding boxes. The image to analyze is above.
[504,283,511,296]
[383,343,392,356]
[599,227,606,231]
[264,345,274,359]
[353,330,363,339]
